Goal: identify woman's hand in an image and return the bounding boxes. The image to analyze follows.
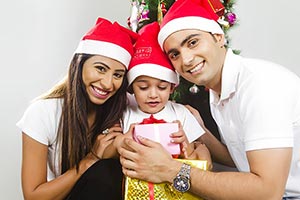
[94,132,121,158]
[92,123,123,160]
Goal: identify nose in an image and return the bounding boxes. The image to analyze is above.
[148,87,158,99]
[100,74,113,90]
[181,50,194,67]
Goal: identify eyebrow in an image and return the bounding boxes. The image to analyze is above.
[135,79,168,83]
[135,79,148,83]
[94,61,109,68]
[180,33,201,47]
[166,33,201,55]
[94,61,125,72]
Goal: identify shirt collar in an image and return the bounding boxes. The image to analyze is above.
[210,49,242,105]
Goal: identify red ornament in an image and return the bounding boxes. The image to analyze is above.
[208,0,225,17]
[161,2,167,15]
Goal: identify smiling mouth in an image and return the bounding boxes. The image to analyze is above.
[188,61,205,74]
[92,86,109,97]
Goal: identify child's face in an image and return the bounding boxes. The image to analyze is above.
[132,75,174,114]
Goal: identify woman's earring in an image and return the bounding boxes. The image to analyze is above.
[189,84,199,94]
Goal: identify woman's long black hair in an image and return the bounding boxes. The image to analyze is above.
[43,53,128,174]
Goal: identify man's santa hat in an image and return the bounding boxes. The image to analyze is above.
[158,0,224,49]
[75,17,138,68]
[127,22,178,85]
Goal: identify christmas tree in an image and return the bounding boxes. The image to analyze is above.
[127,0,238,139]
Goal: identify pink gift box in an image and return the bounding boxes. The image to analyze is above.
[133,123,180,156]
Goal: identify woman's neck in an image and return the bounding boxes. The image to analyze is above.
[87,102,97,128]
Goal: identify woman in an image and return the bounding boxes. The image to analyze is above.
[17,17,137,200]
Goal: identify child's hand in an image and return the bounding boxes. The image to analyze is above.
[170,120,192,158]
[188,141,213,170]
[115,123,136,152]
[113,128,133,149]
[169,120,186,144]
[181,142,194,158]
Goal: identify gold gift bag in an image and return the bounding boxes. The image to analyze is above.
[124,159,208,200]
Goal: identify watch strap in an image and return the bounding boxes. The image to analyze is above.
[178,163,191,178]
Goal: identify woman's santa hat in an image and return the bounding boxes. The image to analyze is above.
[158,0,224,49]
[127,22,178,86]
[75,17,138,68]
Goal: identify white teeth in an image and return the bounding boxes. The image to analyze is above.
[94,87,108,95]
[190,64,202,73]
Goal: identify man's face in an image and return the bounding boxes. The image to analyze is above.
[163,29,225,92]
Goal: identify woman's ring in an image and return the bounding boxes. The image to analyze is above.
[102,128,109,135]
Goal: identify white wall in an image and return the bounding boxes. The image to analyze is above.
[1,0,299,199]
[0,0,130,199]
[229,0,300,75]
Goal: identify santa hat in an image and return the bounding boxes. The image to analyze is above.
[127,22,178,86]
[75,17,138,68]
[158,0,224,49]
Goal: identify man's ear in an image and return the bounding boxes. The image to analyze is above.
[211,33,225,46]
[215,33,226,46]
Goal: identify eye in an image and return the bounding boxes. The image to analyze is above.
[168,50,179,61]
[138,86,148,91]
[187,38,198,48]
[158,86,168,90]
[113,72,125,79]
[95,65,106,73]
[158,83,169,90]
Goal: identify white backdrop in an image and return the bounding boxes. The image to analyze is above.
[0,0,299,199]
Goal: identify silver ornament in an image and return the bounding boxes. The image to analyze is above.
[189,84,200,94]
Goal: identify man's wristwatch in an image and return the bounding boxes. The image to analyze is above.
[173,163,191,192]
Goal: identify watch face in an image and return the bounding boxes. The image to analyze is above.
[173,175,190,192]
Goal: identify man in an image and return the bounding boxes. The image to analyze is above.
[118,0,300,199]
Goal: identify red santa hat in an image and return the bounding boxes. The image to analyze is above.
[158,0,224,49]
[75,17,138,68]
[127,22,178,85]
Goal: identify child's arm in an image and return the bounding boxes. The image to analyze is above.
[169,120,194,158]
[170,120,213,169]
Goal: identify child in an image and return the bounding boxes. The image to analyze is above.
[122,22,210,161]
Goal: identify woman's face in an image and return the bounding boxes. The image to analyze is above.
[82,55,126,105]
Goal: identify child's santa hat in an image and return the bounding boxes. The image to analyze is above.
[158,0,224,49]
[75,17,138,68]
[127,22,179,85]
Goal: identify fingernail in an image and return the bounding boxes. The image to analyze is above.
[137,135,144,140]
